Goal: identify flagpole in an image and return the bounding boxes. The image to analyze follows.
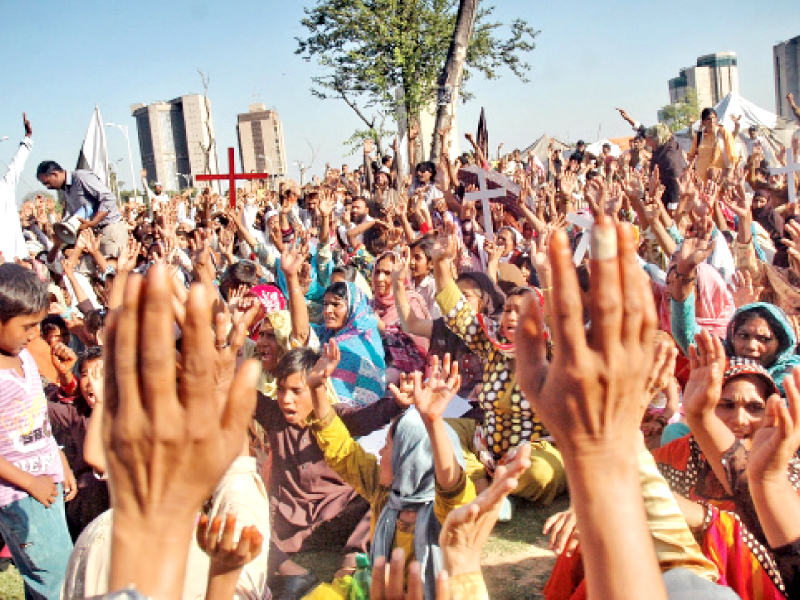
[106,122,138,205]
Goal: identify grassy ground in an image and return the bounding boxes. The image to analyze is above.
[0,559,23,600]
[0,495,570,599]
[296,494,570,600]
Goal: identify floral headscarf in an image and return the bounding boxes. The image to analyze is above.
[313,282,386,406]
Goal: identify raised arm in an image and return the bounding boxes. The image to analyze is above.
[1,112,32,190]
[748,368,800,549]
[516,218,667,600]
[412,355,463,492]
[279,237,311,346]
[464,132,487,168]
[681,329,737,494]
[392,247,434,337]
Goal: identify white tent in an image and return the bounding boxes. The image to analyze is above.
[675,91,797,153]
[584,139,622,159]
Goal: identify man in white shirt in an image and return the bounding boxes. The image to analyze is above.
[0,113,33,262]
[140,169,169,211]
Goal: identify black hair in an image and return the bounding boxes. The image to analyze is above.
[77,345,104,374]
[0,263,49,323]
[35,160,64,177]
[729,306,792,364]
[457,271,505,318]
[273,347,320,385]
[381,155,392,166]
[325,281,349,300]
[332,264,358,282]
[506,286,535,300]
[225,260,258,288]
[84,309,107,336]
[576,264,591,294]
[701,107,717,121]
[41,314,69,341]
[695,107,718,149]
[415,161,437,179]
[409,233,436,262]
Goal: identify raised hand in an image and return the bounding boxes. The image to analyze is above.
[412,354,461,422]
[749,367,800,484]
[23,112,32,137]
[117,239,142,273]
[431,221,458,262]
[279,235,309,278]
[388,372,415,409]
[390,246,411,284]
[103,264,260,596]
[729,269,764,307]
[681,329,726,419]
[646,340,678,400]
[196,513,263,574]
[675,233,715,277]
[307,340,341,389]
[440,443,532,576]
[516,217,657,456]
[482,238,503,263]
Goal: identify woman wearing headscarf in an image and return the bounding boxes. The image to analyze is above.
[308,345,475,599]
[291,252,387,406]
[392,247,502,400]
[669,242,800,392]
[372,251,430,379]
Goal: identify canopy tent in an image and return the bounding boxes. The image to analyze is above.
[584,139,622,159]
[675,91,797,153]
[521,133,571,164]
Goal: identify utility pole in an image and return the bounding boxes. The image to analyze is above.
[430,0,478,162]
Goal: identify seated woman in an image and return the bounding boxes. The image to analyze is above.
[293,278,386,407]
[430,225,567,506]
[392,248,501,401]
[371,251,429,384]
[652,331,800,600]
[669,233,800,393]
[307,343,475,599]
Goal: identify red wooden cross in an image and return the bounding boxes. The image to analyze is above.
[195,147,271,208]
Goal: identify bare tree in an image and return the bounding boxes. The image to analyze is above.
[197,69,219,191]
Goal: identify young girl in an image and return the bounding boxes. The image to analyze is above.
[307,343,475,599]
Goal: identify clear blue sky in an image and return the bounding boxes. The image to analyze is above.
[1,0,798,202]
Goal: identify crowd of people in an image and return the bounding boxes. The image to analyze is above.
[0,95,799,600]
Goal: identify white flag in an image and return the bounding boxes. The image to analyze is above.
[76,106,109,186]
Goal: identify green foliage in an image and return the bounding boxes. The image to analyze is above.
[661,88,700,133]
[296,0,538,135]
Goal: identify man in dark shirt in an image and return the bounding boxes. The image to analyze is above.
[36,160,128,261]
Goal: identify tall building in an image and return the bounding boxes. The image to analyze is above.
[236,104,287,186]
[668,52,739,109]
[130,94,218,191]
[774,36,800,119]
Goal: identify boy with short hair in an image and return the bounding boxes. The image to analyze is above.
[0,263,74,598]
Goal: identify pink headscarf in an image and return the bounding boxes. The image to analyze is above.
[657,262,735,339]
[247,284,287,340]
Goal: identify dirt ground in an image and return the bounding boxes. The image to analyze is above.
[294,494,570,598]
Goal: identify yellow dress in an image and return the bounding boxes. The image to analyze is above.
[690,126,738,181]
[436,280,567,504]
[311,412,475,568]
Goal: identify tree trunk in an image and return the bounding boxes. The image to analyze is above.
[430,0,478,163]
